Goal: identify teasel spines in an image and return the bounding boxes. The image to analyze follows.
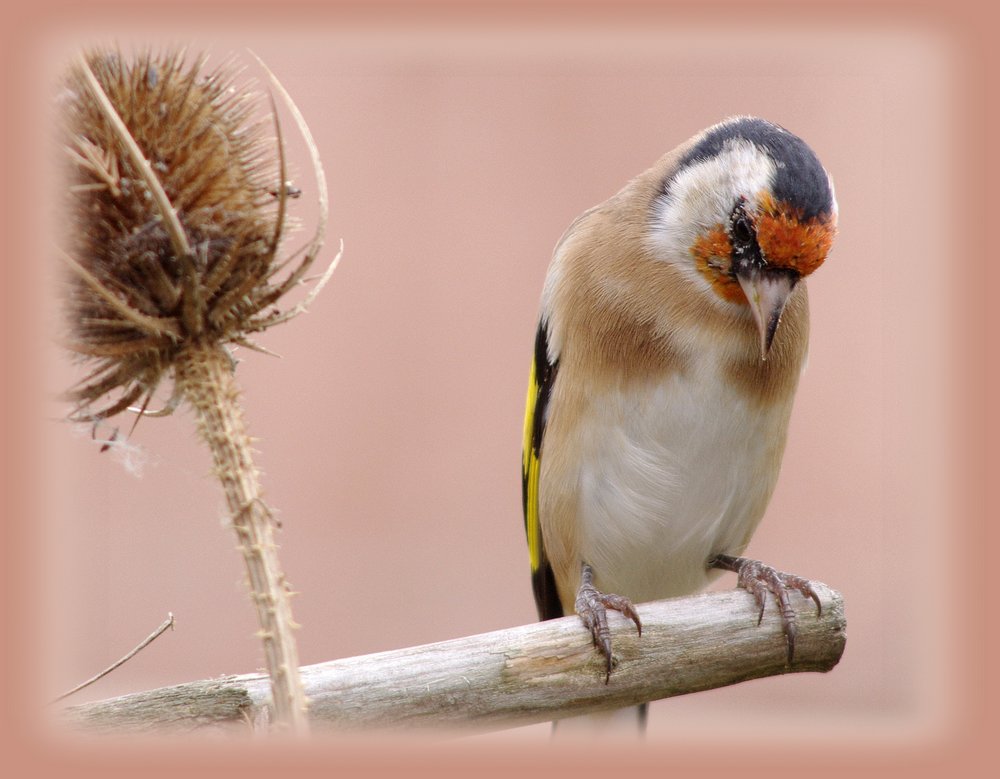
[58,48,336,731]
[61,48,334,421]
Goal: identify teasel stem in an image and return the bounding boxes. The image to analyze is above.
[174,340,308,732]
[58,49,339,734]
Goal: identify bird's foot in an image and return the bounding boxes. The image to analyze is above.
[710,554,822,664]
[574,563,642,683]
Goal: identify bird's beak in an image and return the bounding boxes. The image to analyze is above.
[736,270,798,360]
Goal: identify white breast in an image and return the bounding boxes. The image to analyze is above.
[574,350,793,603]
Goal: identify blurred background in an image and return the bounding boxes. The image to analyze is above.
[26,7,967,748]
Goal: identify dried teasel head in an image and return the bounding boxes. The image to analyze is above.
[60,48,338,421]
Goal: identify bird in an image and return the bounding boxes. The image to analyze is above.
[520,116,837,728]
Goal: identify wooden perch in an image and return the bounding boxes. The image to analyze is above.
[63,584,845,734]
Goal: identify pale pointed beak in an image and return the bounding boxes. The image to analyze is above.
[736,270,798,360]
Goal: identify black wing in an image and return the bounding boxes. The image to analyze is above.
[521,320,562,620]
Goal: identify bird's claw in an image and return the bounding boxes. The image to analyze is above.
[575,563,641,683]
[711,554,821,665]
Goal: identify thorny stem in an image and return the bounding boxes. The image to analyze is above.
[174,342,309,734]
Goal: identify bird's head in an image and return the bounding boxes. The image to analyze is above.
[650,117,837,359]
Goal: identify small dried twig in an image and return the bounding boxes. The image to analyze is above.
[54,613,176,703]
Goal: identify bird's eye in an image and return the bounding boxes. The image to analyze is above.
[731,215,754,245]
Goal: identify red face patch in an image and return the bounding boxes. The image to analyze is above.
[691,193,836,303]
[756,193,836,278]
[691,226,744,303]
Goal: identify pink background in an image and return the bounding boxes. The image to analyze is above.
[7,3,988,769]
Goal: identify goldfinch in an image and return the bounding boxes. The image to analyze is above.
[521,117,837,702]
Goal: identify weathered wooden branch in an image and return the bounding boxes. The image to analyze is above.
[63,584,845,734]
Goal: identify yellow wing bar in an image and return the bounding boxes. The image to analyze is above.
[522,355,543,572]
[522,320,562,620]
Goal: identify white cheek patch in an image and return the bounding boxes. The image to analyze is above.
[647,138,777,292]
